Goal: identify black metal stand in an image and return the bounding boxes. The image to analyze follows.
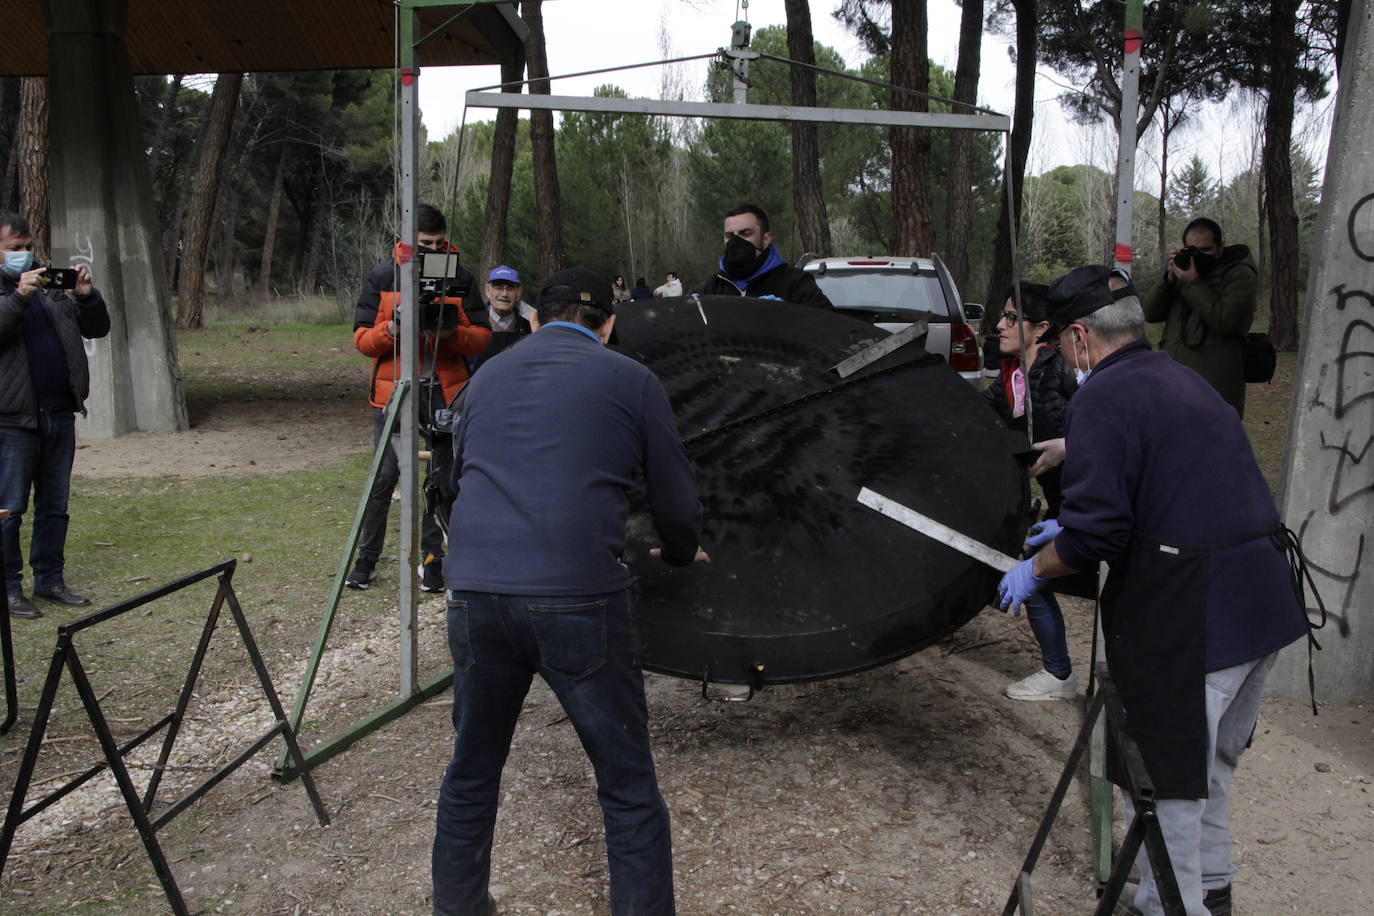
[0,537,15,735]
[1002,664,1186,916]
[0,560,329,915]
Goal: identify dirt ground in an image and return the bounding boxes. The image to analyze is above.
[1,400,1370,915]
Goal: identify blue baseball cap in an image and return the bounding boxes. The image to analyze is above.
[487,265,521,284]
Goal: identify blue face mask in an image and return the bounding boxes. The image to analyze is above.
[2,249,33,277]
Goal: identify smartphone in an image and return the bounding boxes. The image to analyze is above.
[39,267,79,290]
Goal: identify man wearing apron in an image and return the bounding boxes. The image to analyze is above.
[995,265,1309,916]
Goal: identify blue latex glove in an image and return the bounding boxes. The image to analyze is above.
[1026,518,1063,550]
[996,558,1046,616]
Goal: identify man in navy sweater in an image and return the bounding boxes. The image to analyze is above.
[996,266,1308,916]
[432,266,706,916]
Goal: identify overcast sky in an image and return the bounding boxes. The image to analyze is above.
[413,0,1333,189]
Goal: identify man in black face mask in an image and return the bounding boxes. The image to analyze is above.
[1143,217,1257,416]
[694,203,832,308]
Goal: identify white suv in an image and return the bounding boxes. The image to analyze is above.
[799,254,985,385]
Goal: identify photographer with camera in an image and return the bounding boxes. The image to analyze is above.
[349,203,491,592]
[1143,217,1258,416]
[0,212,109,619]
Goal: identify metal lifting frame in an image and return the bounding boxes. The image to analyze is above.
[0,560,329,916]
[1001,663,1185,916]
[0,511,16,735]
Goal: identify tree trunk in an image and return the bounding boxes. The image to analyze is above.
[0,78,20,211]
[985,0,1037,314]
[890,0,933,255]
[1264,0,1301,351]
[479,52,524,277]
[177,72,242,329]
[257,144,288,300]
[523,0,564,280]
[18,77,49,262]
[945,0,983,292]
[301,168,327,295]
[1157,105,1170,263]
[785,0,832,258]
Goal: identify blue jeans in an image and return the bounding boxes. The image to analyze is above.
[1025,589,1072,678]
[432,590,674,916]
[0,412,76,596]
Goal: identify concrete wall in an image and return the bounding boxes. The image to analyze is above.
[1272,1,1374,702]
[44,0,187,437]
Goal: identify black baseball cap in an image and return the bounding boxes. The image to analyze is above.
[537,266,614,314]
[1046,265,1114,330]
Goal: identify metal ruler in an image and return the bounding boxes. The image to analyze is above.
[857,486,1019,573]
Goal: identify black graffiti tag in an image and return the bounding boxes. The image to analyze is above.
[1319,429,1374,513]
[1297,512,1358,637]
[1334,317,1374,419]
[1348,192,1374,262]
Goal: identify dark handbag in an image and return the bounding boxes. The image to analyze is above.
[1241,332,1276,384]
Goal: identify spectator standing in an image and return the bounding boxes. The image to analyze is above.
[467,264,532,375]
[630,276,653,300]
[612,275,631,303]
[653,271,683,297]
[0,212,110,618]
[1143,217,1257,415]
[694,203,831,308]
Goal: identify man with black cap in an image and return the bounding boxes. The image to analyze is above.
[694,203,832,307]
[432,266,707,916]
[995,265,1309,916]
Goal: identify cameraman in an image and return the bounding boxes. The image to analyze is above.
[0,211,109,619]
[1143,217,1257,416]
[349,204,491,592]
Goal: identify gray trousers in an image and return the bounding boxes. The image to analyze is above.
[1122,652,1277,916]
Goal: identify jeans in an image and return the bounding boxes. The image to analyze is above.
[1122,652,1276,916]
[0,412,76,596]
[1025,590,1072,678]
[432,590,674,916]
[358,408,444,564]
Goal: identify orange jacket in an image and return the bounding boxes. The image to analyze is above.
[353,243,492,408]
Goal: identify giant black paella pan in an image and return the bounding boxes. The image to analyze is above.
[615,295,1030,687]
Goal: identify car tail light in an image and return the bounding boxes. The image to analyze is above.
[948,322,980,372]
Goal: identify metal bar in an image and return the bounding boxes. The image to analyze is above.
[58,560,235,635]
[0,634,70,877]
[858,487,1020,573]
[1090,569,1113,887]
[274,387,407,776]
[1112,0,1144,272]
[275,667,454,784]
[1000,689,1105,916]
[398,4,421,701]
[830,318,929,378]
[142,576,231,812]
[221,581,329,824]
[754,51,1007,119]
[0,511,15,735]
[1092,816,1146,916]
[66,648,189,915]
[465,91,1012,131]
[149,726,284,831]
[1139,805,1188,915]
[413,5,473,50]
[16,714,174,822]
[470,52,735,94]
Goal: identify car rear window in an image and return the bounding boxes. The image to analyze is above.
[812,269,951,320]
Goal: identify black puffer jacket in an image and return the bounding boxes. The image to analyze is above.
[982,345,1077,512]
[0,278,111,429]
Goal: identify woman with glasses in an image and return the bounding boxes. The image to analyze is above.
[982,283,1080,701]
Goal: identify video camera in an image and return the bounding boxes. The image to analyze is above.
[412,251,470,332]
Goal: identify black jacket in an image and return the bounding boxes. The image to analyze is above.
[694,261,833,309]
[982,346,1077,512]
[467,310,533,375]
[0,278,111,428]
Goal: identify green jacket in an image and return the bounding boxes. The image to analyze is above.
[1142,244,1257,415]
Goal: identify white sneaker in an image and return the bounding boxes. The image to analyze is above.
[1005,669,1078,701]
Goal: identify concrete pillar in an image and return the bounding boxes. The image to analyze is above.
[42,0,187,437]
[1272,0,1374,702]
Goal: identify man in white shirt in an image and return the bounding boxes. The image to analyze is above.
[652,271,683,298]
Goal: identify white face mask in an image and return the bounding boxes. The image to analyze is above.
[1069,327,1093,385]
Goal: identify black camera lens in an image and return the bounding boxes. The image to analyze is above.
[1174,246,1195,270]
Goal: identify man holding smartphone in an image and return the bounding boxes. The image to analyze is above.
[0,211,110,618]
